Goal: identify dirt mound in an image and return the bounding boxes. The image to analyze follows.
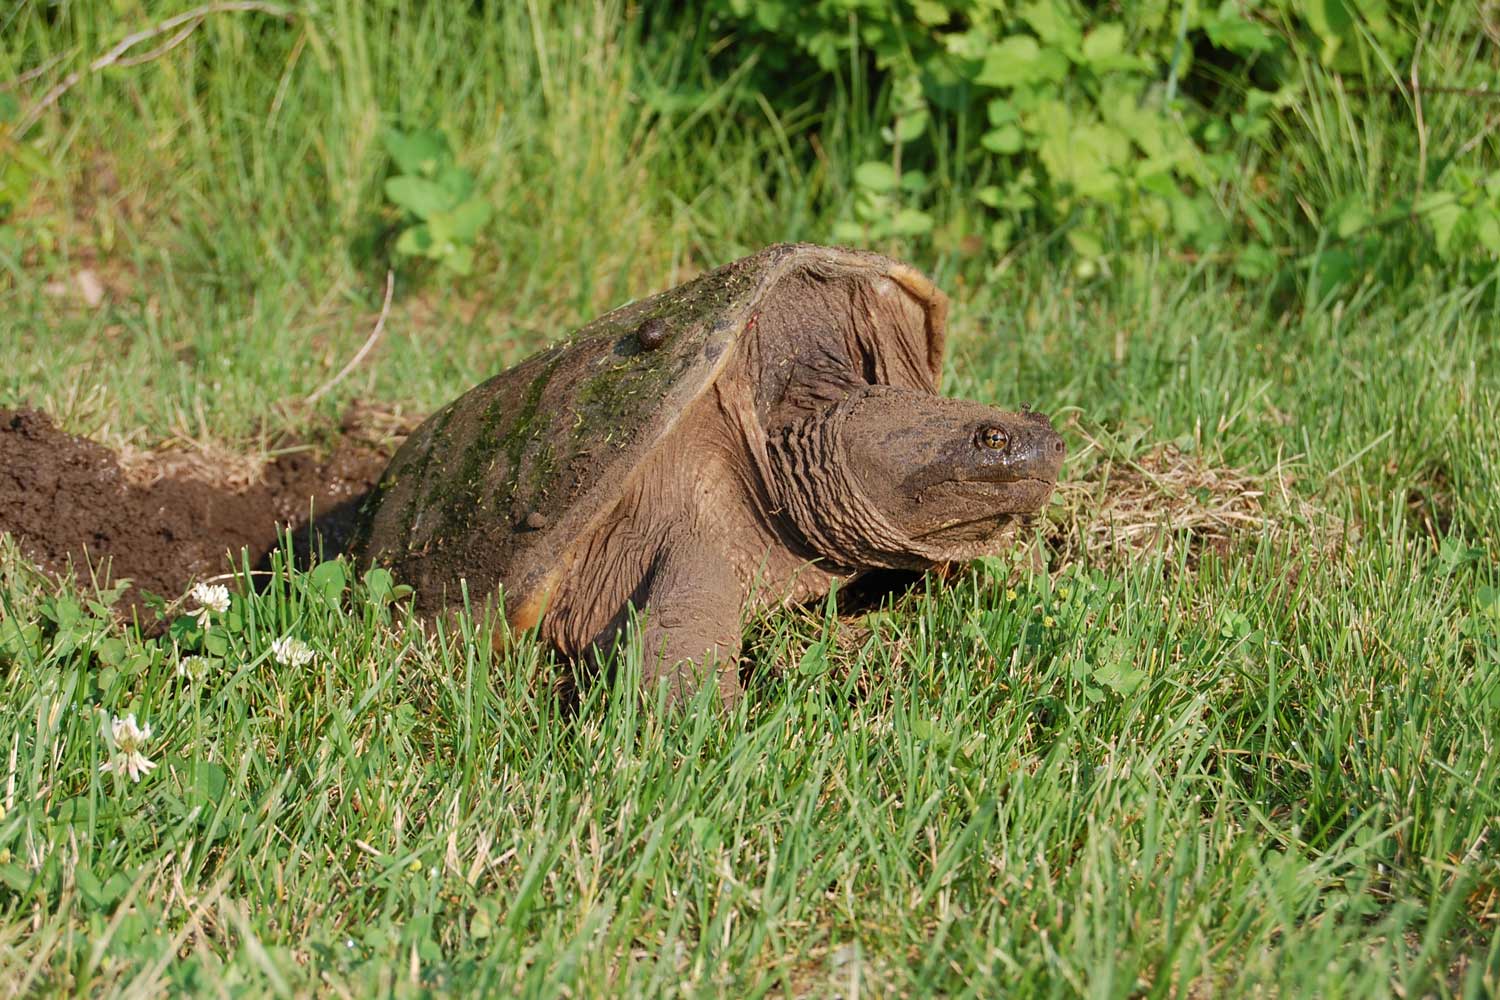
[1045,432,1334,567]
[0,408,396,604]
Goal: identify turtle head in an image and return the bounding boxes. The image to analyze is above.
[769,385,1064,568]
[838,386,1065,551]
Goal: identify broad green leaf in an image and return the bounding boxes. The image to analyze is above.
[1438,537,1484,575]
[1475,211,1500,255]
[1100,89,1192,168]
[944,26,994,63]
[364,568,396,604]
[446,198,493,241]
[1039,120,1130,199]
[987,99,1020,127]
[999,187,1036,211]
[42,597,81,629]
[168,615,203,648]
[395,223,433,256]
[96,637,127,666]
[1081,24,1143,71]
[908,717,939,741]
[385,176,456,219]
[972,555,1010,581]
[899,169,929,194]
[853,161,898,192]
[425,210,454,247]
[441,244,475,275]
[831,220,868,242]
[1414,191,1463,257]
[381,128,450,177]
[1130,192,1172,234]
[0,618,41,660]
[0,864,32,892]
[1310,247,1355,291]
[892,109,929,143]
[189,759,230,801]
[1019,0,1082,57]
[981,125,1024,154]
[891,208,934,236]
[1169,193,1207,239]
[1304,0,1355,64]
[1094,660,1146,696]
[1332,197,1372,238]
[975,36,1068,88]
[798,641,829,677]
[1205,3,1274,54]
[309,560,347,604]
[996,169,1038,210]
[912,0,949,26]
[1083,25,1124,62]
[435,165,475,203]
[1066,229,1104,258]
[74,864,127,908]
[751,0,787,31]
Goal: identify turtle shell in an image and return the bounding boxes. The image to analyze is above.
[359,243,949,630]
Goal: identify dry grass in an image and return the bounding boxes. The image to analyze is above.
[115,436,272,492]
[113,400,416,491]
[1047,428,1338,567]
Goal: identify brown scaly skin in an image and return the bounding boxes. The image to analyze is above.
[551,384,1064,706]
[358,244,1065,708]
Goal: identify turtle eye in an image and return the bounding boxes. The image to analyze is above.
[976,426,1009,451]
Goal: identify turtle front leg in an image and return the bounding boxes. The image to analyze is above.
[636,540,745,709]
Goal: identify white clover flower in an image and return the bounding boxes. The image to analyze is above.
[176,655,210,679]
[190,582,231,623]
[271,636,315,668]
[99,713,157,783]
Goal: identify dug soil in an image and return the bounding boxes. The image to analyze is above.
[0,407,398,608]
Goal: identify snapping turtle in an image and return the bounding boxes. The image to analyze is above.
[360,244,1064,705]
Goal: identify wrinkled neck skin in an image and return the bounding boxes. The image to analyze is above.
[768,394,952,571]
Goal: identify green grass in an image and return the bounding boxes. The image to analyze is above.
[2,1,1498,995]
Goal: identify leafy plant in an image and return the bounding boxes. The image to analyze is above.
[834,76,936,245]
[380,127,492,276]
[711,0,1500,274]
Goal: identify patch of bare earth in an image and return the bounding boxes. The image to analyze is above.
[0,406,409,609]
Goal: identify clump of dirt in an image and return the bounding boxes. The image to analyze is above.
[0,407,400,606]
